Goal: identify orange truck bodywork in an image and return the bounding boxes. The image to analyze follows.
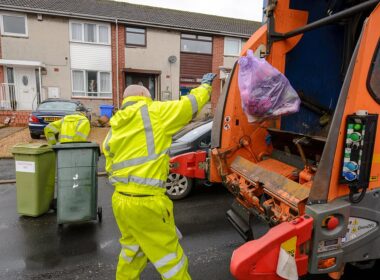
[208,0,380,279]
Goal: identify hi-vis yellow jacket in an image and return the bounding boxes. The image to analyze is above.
[103,84,211,195]
[44,114,90,145]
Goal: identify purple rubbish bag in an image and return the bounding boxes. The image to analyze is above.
[238,49,300,122]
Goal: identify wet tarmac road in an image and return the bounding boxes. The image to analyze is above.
[1,158,379,279]
[0,158,243,280]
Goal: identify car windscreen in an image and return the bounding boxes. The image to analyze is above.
[175,121,212,143]
[38,102,77,112]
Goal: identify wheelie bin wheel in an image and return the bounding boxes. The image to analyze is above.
[97,207,103,223]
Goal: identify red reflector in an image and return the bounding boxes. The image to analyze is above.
[29,115,40,123]
[326,216,339,230]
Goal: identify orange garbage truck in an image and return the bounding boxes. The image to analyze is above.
[171,0,380,278]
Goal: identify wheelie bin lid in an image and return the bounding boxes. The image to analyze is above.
[52,142,100,152]
[11,143,54,155]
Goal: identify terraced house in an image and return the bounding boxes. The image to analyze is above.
[0,0,260,125]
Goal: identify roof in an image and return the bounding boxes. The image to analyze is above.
[0,0,261,38]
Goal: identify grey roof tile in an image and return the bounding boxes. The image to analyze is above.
[0,0,261,37]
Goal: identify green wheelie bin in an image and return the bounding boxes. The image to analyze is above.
[11,143,56,217]
[52,142,102,226]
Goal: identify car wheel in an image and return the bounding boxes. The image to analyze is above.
[166,173,193,200]
[30,133,40,139]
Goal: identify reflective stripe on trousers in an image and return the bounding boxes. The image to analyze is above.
[153,253,187,279]
[120,244,145,263]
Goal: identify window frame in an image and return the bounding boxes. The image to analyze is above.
[84,23,97,44]
[71,69,112,98]
[224,37,242,56]
[71,70,86,96]
[99,71,112,97]
[180,33,213,55]
[69,21,110,45]
[367,40,380,104]
[125,26,147,47]
[0,13,28,37]
[98,25,111,44]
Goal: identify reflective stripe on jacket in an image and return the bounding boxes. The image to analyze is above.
[103,84,211,195]
[44,114,90,145]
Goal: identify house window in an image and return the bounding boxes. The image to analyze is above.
[181,34,212,54]
[98,26,109,44]
[126,27,146,47]
[368,41,380,103]
[71,23,83,41]
[70,21,110,44]
[224,37,246,56]
[72,70,111,97]
[84,24,97,43]
[0,14,27,37]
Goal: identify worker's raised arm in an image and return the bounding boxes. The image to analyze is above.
[44,119,63,145]
[159,73,216,136]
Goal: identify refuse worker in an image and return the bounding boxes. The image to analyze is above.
[44,113,91,145]
[103,73,217,280]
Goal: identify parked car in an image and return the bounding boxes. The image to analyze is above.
[166,120,212,200]
[28,99,91,139]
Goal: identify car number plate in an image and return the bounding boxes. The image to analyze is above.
[44,117,61,122]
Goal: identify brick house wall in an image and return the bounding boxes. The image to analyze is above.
[0,110,31,126]
[211,36,224,112]
[111,23,126,109]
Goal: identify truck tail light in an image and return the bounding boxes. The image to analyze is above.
[318,257,336,269]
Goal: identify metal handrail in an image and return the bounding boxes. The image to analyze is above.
[0,83,17,110]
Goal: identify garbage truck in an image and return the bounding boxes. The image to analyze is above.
[170,0,380,278]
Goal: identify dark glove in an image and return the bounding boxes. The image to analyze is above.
[201,73,217,85]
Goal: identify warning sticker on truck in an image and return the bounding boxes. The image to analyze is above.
[342,217,377,244]
[276,236,298,280]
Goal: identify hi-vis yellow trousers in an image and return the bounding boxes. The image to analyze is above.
[112,191,191,280]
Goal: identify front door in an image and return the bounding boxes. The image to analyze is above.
[14,67,37,110]
[125,72,158,100]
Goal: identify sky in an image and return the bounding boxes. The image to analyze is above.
[114,0,263,21]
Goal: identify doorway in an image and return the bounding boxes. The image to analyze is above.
[125,72,159,100]
[12,67,38,110]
